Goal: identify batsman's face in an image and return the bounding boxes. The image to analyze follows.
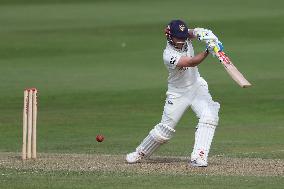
[173,37,187,49]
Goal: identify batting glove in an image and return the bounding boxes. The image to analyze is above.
[206,40,224,56]
[193,28,218,41]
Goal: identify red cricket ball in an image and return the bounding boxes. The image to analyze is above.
[96,134,104,142]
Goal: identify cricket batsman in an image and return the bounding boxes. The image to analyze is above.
[126,20,223,167]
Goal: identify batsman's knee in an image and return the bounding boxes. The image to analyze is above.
[149,123,175,143]
[199,101,220,126]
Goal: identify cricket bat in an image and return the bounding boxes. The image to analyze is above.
[213,49,252,88]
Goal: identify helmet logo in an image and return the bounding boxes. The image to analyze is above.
[179,24,185,31]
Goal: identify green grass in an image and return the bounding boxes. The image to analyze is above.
[0,0,283,188]
[1,169,284,189]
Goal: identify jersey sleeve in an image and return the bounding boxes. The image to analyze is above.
[163,50,182,69]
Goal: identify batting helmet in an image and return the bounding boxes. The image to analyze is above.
[164,20,189,48]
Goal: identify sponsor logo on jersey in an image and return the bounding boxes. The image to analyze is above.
[167,100,173,105]
[179,67,189,71]
[170,56,177,64]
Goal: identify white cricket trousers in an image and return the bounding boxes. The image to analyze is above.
[161,77,220,129]
[135,77,220,160]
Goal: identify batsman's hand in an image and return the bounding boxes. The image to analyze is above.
[193,28,218,41]
[206,40,224,57]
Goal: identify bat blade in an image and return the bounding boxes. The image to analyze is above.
[215,51,252,88]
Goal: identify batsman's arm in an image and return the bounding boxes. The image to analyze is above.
[177,51,209,67]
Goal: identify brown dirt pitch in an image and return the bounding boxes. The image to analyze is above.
[0,152,283,177]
